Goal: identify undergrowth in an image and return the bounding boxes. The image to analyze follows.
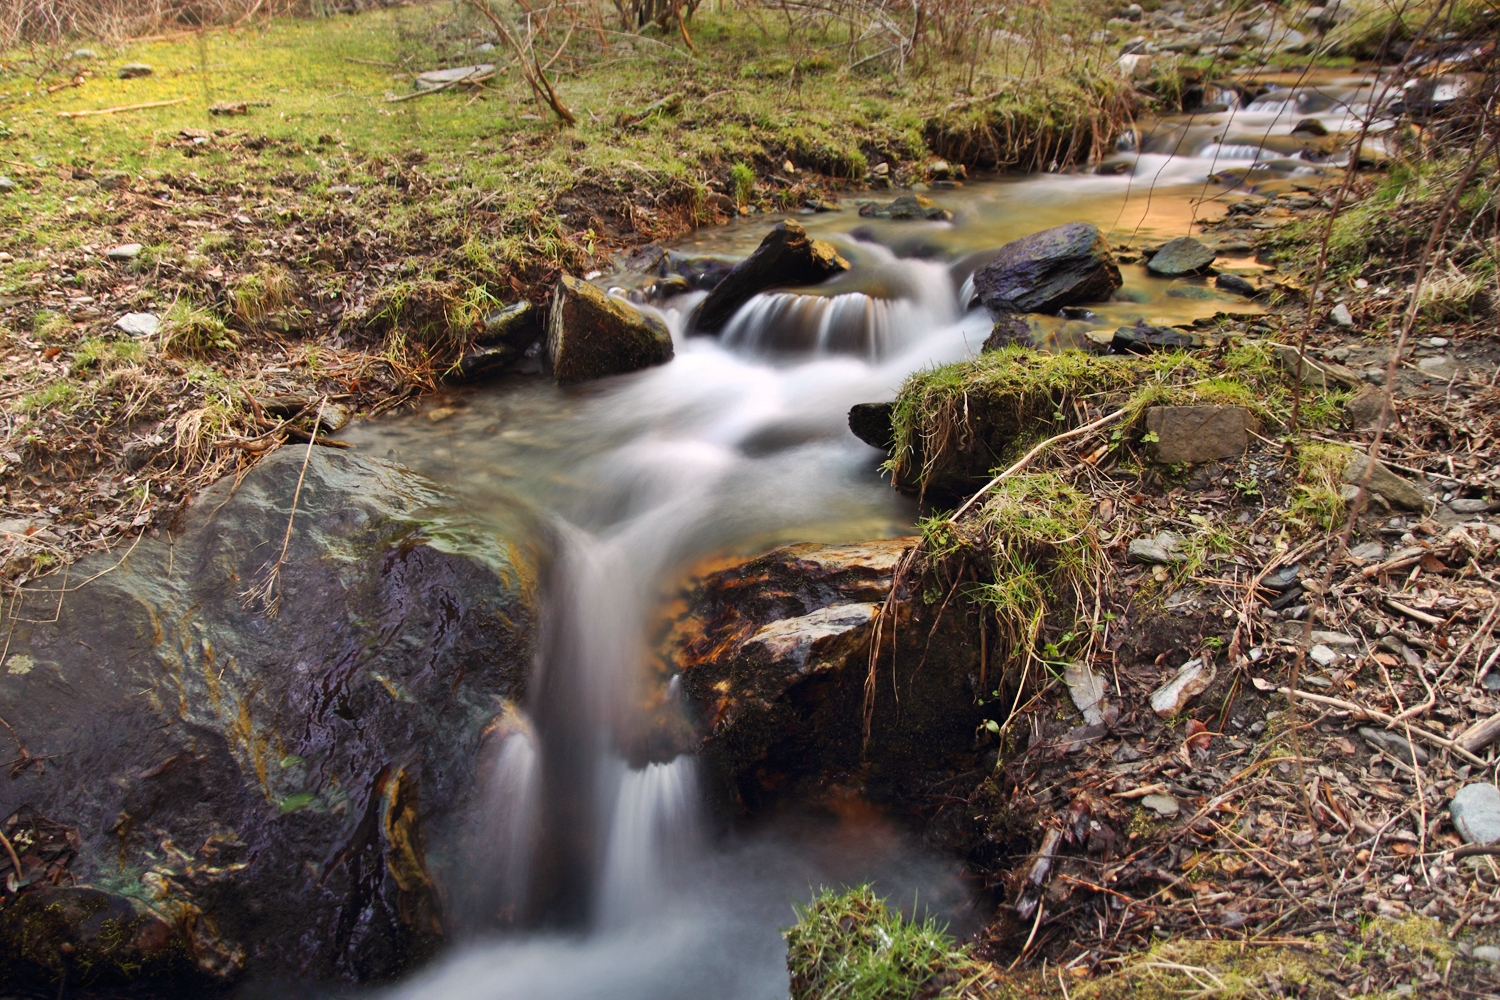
[784,886,998,1000]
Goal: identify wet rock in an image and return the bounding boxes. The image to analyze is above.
[115,311,160,337]
[690,222,850,333]
[1112,324,1197,353]
[0,448,537,989]
[1144,405,1252,464]
[547,275,673,385]
[118,62,153,78]
[452,301,544,382]
[1128,532,1184,565]
[1346,384,1387,428]
[982,314,1034,351]
[1344,454,1428,511]
[1450,783,1500,844]
[1291,117,1330,136]
[0,887,201,988]
[1145,236,1215,276]
[857,194,952,221]
[971,222,1122,315]
[848,402,895,450]
[1215,272,1257,297]
[672,538,986,811]
[1149,656,1215,717]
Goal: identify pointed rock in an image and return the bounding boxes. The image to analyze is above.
[690,221,849,333]
[972,222,1122,315]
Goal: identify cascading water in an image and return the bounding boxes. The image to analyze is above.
[359,76,1378,997]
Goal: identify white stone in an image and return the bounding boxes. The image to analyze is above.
[1451,783,1500,845]
[115,312,160,338]
[1330,303,1354,326]
[107,243,143,260]
[1309,644,1338,667]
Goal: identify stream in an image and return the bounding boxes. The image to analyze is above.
[340,73,1383,1000]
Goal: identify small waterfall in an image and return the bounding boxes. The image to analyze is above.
[719,252,960,359]
[459,723,540,931]
[597,756,701,929]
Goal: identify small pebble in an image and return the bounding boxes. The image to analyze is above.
[1350,541,1385,561]
[107,243,143,261]
[0,176,15,193]
[1451,783,1500,845]
[1330,303,1354,327]
[1427,337,1449,347]
[1473,945,1500,963]
[1309,644,1337,667]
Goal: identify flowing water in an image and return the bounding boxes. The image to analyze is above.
[350,73,1386,1000]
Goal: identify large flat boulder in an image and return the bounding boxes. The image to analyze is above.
[0,447,537,991]
[971,222,1121,315]
[689,221,850,333]
[547,275,673,385]
[668,538,988,812]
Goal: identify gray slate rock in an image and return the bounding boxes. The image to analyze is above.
[1330,302,1355,327]
[1146,236,1215,276]
[1128,532,1184,564]
[1145,404,1251,464]
[1451,783,1500,844]
[414,64,494,89]
[690,221,849,333]
[971,222,1122,315]
[1112,324,1197,353]
[547,276,673,385]
[106,243,143,261]
[1344,454,1428,511]
[0,176,15,193]
[1345,384,1387,428]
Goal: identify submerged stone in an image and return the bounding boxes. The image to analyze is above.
[971,222,1122,315]
[547,275,673,385]
[690,221,849,333]
[857,194,952,221]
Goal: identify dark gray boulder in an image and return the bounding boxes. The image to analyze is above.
[1215,272,1258,297]
[0,447,537,992]
[848,402,895,450]
[1146,236,1216,276]
[1112,324,1200,353]
[857,194,953,221]
[690,221,850,333]
[547,275,674,385]
[982,314,1034,351]
[971,222,1122,315]
[452,300,544,382]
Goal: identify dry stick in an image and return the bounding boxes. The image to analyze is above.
[0,825,21,885]
[950,406,1129,521]
[56,98,187,119]
[242,399,324,618]
[1280,687,1487,768]
[466,0,578,125]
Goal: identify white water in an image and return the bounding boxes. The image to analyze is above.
[356,74,1393,996]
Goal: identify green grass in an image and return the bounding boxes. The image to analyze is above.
[162,300,237,356]
[784,886,997,1000]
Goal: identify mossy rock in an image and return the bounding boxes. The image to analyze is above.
[546,275,673,385]
[0,887,196,988]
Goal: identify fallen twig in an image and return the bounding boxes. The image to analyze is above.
[57,98,187,119]
[1277,687,1486,767]
[952,406,1129,520]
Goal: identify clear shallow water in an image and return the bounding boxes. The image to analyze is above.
[348,76,1380,998]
